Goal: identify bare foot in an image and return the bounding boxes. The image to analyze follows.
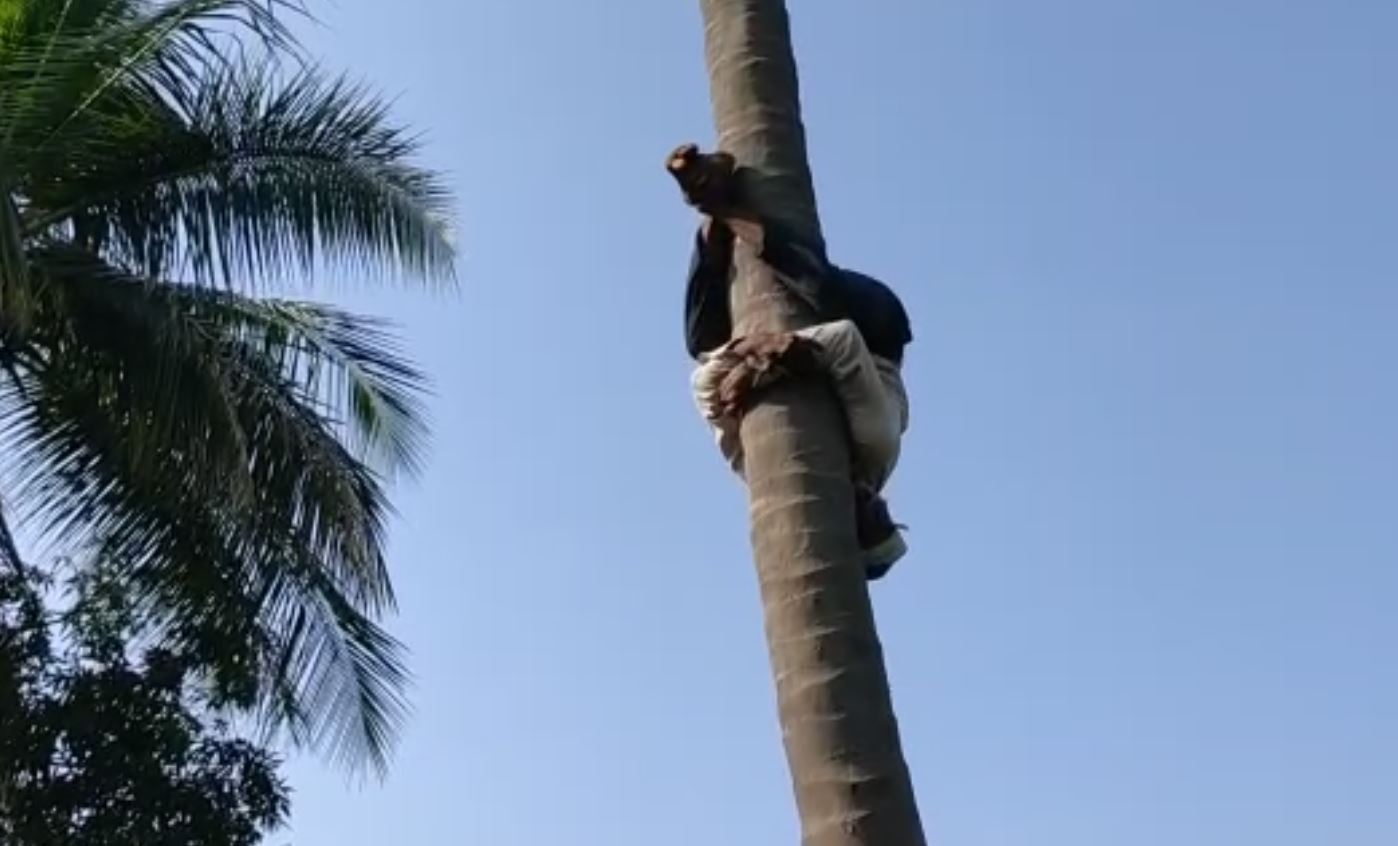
[717,332,823,418]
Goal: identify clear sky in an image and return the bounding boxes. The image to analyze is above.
[283,2,1396,844]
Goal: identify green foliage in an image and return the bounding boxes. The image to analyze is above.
[0,563,291,845]
[0,0,455,774]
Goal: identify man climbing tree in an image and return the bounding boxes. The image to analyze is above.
[668,144,914,578]
[669,1,928,843]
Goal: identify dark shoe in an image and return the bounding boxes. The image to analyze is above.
[855,486,907,581]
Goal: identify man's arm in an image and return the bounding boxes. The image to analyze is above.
[684,218,736,360]
[666,143,843,335]
[724,213,913,366]
[718,212,840,319]
[665,143,830,297]
[751,216,833,293]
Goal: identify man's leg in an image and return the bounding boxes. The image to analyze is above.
[794,320,910,579]
[691,348,746,477]
[693,334,827,478]
[697,321,912,579]
[796,320,906,488]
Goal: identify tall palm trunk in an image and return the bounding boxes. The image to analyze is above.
[698,2,926,843]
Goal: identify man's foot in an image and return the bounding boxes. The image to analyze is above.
[666,143,739,215]
[855,486,907,581]
[716,332,823,419]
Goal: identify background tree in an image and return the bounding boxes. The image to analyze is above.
[0,562,290,846]
[695,1,925,842]
[0,0,454,773]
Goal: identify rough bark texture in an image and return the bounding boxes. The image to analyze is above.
[698,2,927,844]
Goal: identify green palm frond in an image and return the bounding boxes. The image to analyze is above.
[0,499,23,575]
[217,298,429,476]
[21,246,253,501]
[0,0,451,775]
[28,246,428,477]
[146,338,408,772]
[19,60,454,287]
[0,0,300,155]
[255,549,409,775]
[1,338,406,772]
[0,247,424,770]
[1,187,28,331]
[14,246,413,603]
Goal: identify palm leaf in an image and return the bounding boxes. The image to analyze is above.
[1,187,29,333]
[0,0,301,160]
[20,59,454,287]
[255,550,409,776]
[234,299,429,476]
[0,0,449,775]
[27,246,428,478]
[0,342,406,772]
[0,247,423,770]
[0,498,23,575]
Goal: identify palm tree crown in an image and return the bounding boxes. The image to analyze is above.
[0,0,455,774]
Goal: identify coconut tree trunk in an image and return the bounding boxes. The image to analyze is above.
[698,2,927,844]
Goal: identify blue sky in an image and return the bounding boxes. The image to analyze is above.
[283,2,1396,843]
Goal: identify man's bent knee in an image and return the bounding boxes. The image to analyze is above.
[800,318,859,349]
[801,319,868,377]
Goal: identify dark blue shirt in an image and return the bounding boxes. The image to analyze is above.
[684,218,913,363]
